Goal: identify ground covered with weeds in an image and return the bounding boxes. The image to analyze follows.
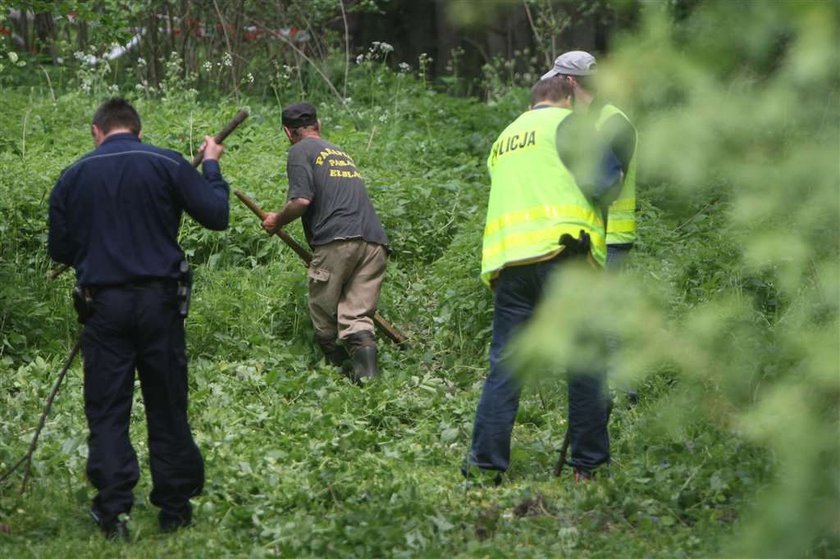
[0,83,779,558]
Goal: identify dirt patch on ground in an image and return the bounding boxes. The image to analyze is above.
[474,505,500,540]
[513,493,551,517]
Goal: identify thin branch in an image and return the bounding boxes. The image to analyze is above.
[462,37,490,65]
[523,0,550,68]
[39,65,56,103]
[246,16,351,113]
[293,48,305,98]
[673,196,723,234]
[0,335,82,493]
[212,0,240,102]
[21,108,30,160]
[297,6,327,62]
[338,0,350,100]
[366,125,377,151]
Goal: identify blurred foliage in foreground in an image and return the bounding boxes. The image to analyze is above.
[521,1,839,557]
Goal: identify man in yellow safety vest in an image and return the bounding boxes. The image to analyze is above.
[541,50,638,268]
[543,51,641,406]
[464,75,623,482]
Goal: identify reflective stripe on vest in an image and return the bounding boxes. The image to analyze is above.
[481,107,606,285]
[597,104,638,245]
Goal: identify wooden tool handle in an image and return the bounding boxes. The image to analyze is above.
[190,109,249,167]
[234,190,312,264]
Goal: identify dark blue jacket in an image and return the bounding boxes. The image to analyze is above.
[48,133,229,286]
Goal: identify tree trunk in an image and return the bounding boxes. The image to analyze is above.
[77,20,88,51]
[10,9,30,52]
[34,12,57,63]
[146,11,161,86]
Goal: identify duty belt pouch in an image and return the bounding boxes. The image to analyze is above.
[558,229,592,258]
[72,286,94,324]
[177,260,193,318]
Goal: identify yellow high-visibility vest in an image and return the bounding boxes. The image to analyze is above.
[598,103,637,245]
[481,107,606,286]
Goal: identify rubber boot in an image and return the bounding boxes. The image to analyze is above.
[324,346,350,367]
[315,335,349,367]
[342,331,379,383]
[350,346,379,382]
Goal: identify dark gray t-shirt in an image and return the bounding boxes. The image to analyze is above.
[286,137,389,248]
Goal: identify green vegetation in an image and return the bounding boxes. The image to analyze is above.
[1,1,837,557]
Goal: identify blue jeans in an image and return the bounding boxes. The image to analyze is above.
[606,243,637,400]
[607,243,633,270]
[466,255,610,474]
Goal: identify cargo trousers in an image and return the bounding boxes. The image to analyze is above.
[308,239,387,349]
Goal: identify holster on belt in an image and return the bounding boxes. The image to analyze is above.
[558,229,592,258]
[177,260,193,318]
[72,286,94,324]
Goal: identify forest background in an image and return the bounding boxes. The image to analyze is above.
[0,0,837,557]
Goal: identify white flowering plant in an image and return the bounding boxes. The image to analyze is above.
[72,47,116,97]
[0,50,26,74]
[159,51,198,102]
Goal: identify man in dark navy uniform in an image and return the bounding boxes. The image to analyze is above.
[48,98,229,540]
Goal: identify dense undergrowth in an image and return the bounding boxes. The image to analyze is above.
[0,86,761,559]
[1,1,838,558]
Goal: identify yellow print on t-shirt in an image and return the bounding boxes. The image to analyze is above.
[329,169,362,179]
[314,148,355,166]
[314,147,362,180]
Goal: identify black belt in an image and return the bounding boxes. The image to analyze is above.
[87,278,177,293]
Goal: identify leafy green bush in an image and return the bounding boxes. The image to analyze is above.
[520,2,839,557]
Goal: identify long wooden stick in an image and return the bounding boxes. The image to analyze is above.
[0,333,82,493]
[191,109,249,167]
[554,396,615,478]
[234,190,409,347]
[553,428,571,478]
[48,109,250,280]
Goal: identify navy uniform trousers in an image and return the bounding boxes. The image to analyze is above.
[467,253,611,475]
[82,281,203,524]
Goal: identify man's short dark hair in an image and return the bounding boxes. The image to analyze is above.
[531,77,574,106]
[92,98,141,135]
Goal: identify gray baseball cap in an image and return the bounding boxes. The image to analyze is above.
[540,50,597,80]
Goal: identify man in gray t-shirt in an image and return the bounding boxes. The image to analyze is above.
[262,102,388,382]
